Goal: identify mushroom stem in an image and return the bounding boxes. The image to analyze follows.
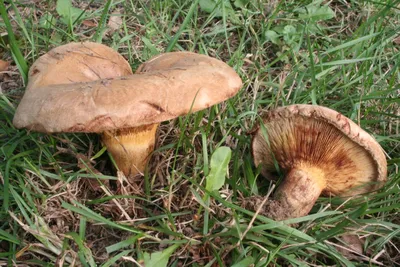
[101,124,158,177]
[244,167,326,221]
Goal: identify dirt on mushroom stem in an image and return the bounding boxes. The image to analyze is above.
[242,167,325,220]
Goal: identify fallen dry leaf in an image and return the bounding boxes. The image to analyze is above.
[336,234,364,260]
[0,60,10,72]
[341,234,364,254]
[107,11,123,32]
[394,36,400,45]
[82,19,98,27]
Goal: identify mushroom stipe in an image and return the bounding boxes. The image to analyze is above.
[101,124,159,176]
[245,104,387,221]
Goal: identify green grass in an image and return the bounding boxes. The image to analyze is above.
[1,0,399,266]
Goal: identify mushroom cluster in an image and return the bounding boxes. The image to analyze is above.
[247,104,387,220]
[13,42,243,177]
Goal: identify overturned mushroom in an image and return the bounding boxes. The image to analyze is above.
[13,42,243,177]
[246,104,387,220]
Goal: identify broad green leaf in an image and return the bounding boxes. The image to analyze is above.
[265,30,279,45]
[205,146,232,192]
[299,5,335,21]
[56,0,72,17]
[296,1,335,22]
[143,244,180,267]
[56,0,84,25]
[199,0,238,23]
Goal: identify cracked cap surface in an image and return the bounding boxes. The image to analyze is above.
[25,41,133,91]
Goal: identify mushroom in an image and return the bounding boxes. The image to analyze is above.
[247,104,387,220]
[13,42,243,177]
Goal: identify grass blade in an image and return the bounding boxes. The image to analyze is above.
[165,0,200,52]
[0,0,28,82]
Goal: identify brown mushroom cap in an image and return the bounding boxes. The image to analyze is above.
[25,42,133,90]
[252,104,387,196]
[13,51,242,133]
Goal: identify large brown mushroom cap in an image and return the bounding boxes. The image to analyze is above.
[13,52,242,133]
[252,104,387,196]
[25,42,133,90]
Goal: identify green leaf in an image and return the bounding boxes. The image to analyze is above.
[282,25,297,45]
[296,1,335,22]
[39,13,56,29]
[265,30,279,45]
[205,146,232,192]
[199,0,220,14]
[143,244,180,267]
[56,0,72,17]
[56,0,84,25]
[233,0,250,9]
[199,0,237,21]
[231,256,254,267]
